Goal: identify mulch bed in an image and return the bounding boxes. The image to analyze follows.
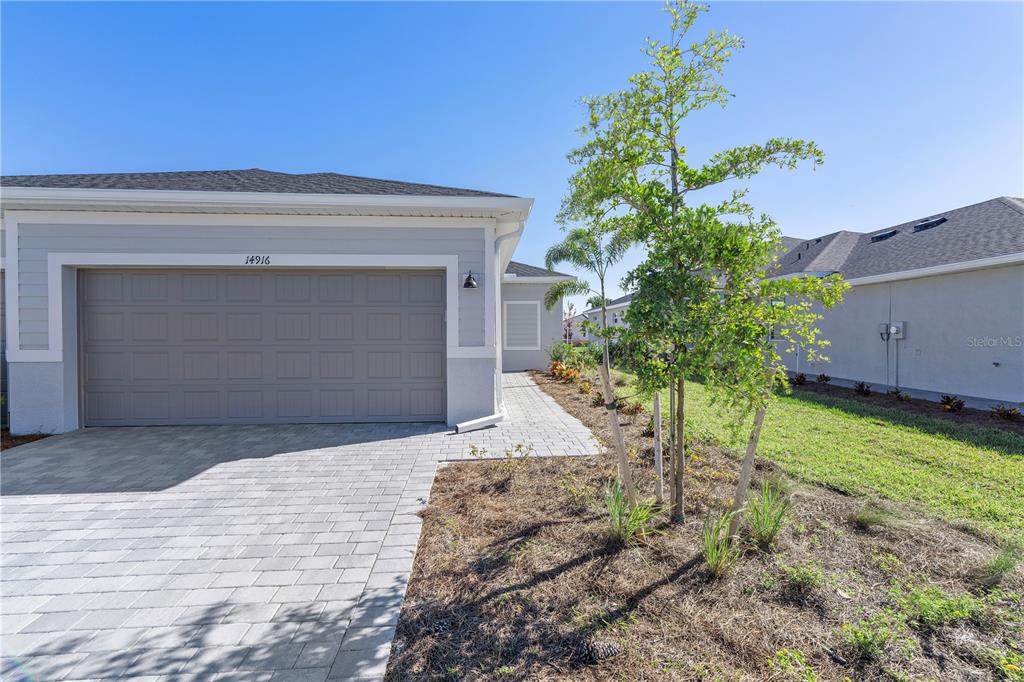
[386,370,1022,681]
[789,379,1024,437]
[2,430,50,451]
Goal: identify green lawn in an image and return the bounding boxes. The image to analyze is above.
[613,370,1024,544]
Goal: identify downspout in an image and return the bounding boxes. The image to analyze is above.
[455,220,525,434]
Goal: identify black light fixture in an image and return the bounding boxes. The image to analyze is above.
[463,270,478,289]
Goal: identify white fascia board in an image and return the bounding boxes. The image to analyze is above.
[843,253,1024,286]
[582,300,632,315]
[0,187,535,221]
[502,274,575,284]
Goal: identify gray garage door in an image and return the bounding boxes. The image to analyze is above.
[80,269,445,425]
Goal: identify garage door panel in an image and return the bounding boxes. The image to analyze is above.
[81,269,445,425]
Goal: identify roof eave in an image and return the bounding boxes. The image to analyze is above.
[502,274,575,284]
[0,186,534,220]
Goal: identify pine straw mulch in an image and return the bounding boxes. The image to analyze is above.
[787,380,1024,438]
[1,430,50,450]
[385,371,1022,681]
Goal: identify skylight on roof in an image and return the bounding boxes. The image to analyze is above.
[870,229,898,243]
[913,217,947,232]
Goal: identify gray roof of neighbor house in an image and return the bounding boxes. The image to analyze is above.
[505,261,572,278]
[776,197,1024,280]
[0,168,515,198]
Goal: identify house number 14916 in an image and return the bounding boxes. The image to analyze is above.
[244,256,271,265]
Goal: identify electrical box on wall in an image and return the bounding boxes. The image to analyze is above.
[878,322,907,339]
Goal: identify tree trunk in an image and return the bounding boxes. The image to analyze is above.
[671,375,686,521]
[668,381,676,507]
[729,404,768,537]
[653,391,664,504]
[599,306,637,508]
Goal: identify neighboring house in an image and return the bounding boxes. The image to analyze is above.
[577,293,634,341]
[0,169,573,434]
[776,196,1023,405]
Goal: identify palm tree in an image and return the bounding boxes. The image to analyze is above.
[543,225,638,506]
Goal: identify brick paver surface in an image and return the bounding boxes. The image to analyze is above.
[1,373,597,681]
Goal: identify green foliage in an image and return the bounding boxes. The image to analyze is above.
[854,381,872,396]
[779,561,824,597]
[991,403,1023,421]
[840,611,899,661]
[849,504,894,532]
[978,643,1024,681]
[558,470,592,511]
[605,480,658,544]
[747,481,792,550]
[789,373,807,386]
[941,394,965,412]
[614,369,1024,544]
[578,381,593,396]
[891,583,985,631]
[816,373,831,384]
[768,648,818,682]
[702,509,742,576]
[980,544,1021,587]
[548,341,601,371]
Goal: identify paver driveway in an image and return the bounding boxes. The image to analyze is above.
[1,373,597,681]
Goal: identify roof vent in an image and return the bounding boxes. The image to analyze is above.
[913,217,947,232]
[870,229,898,243]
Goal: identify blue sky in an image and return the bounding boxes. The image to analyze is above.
[3,2,1021,303]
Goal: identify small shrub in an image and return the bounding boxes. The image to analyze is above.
[789,372,807,386]
[747,481,792,550]
[768,648,818,682]
[578,381,592,395]
[702,509,741,576]
[591,391,605,408]
[886,388,911,402]
[849,504,893,531]
[979,544,1021,587]
[978,645,1024,682]
[640,415,656,438]
[940,394,966,412]
[605,480,658,544]
[620,401,643,415]
[840,611,898,661]
[548,360,566,380]
[991,403,1022,421]
[561,366,581,383]
[893,584,984,631]
[779,561,825,599]
[854,381,872,396]
[558,471,591,511]
[816,373,831,384]
[494,442,535,478]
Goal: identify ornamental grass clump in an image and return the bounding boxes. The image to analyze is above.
[604,480,658,545]
[747,481,792,550]
[702,509,741,576]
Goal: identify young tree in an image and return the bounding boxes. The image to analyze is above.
[697,246,847,535]
[563,302,577,342]
[543,226,638,506]
[561,0,824,520]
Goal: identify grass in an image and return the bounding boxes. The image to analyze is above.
[613,370,1024,544]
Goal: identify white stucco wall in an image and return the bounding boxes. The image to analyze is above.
[500,282,564,372]
[785,264,1024,404]
[5,212,500,433]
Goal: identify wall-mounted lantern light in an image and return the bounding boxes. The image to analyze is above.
[463,270,478,289]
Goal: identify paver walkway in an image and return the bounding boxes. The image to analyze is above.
[1,373,598,681]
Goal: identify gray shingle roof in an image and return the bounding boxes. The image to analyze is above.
[505,261,572,278]
[0,168,514,198]
[583,293,633,314]
[776,197,1024,280]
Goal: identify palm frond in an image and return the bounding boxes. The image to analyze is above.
[543,279,593,310]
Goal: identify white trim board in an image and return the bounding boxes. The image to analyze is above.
[7,252,485,363]
[503,300,541,351]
